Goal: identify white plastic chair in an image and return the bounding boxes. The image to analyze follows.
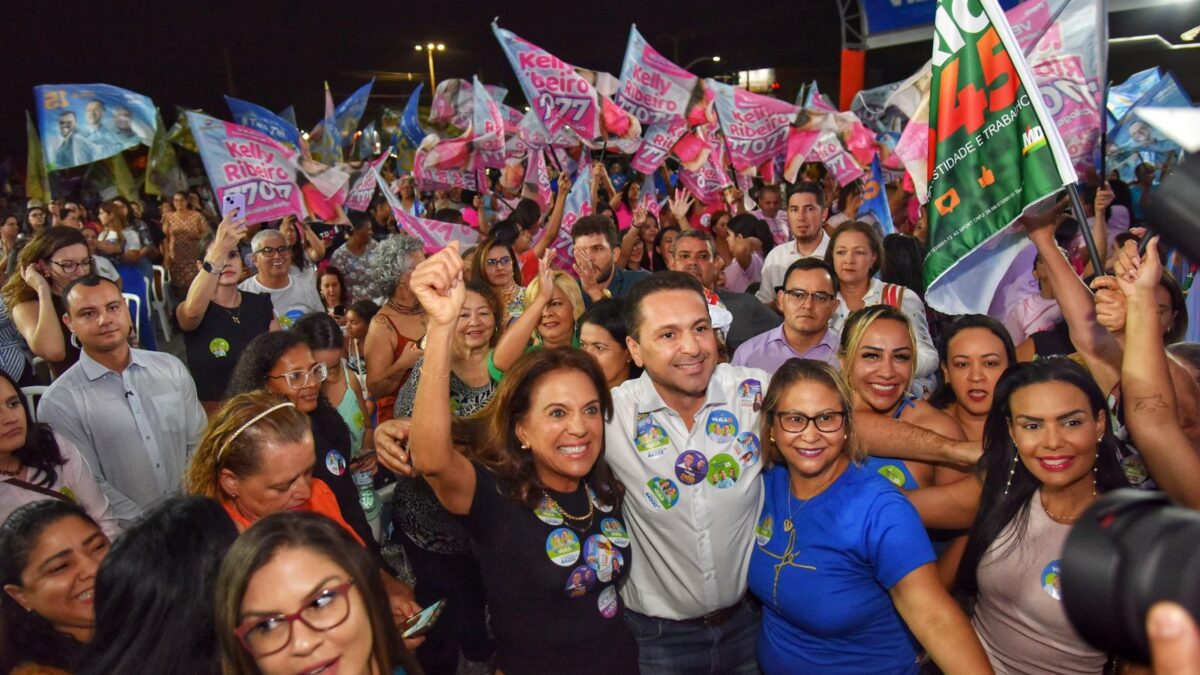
[149,265,172,341]
[21,386,49,421]
[123,292,142,340]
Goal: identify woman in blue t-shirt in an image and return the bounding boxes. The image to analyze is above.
[748,358,991,674]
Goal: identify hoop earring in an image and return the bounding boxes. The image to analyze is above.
[1003,452,1019,497]
[69,331,80,349]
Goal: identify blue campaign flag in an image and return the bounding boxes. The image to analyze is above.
[34,83,157,172]
[1107,68,1161,123]
[278,105,298,129]
[335,80,375,147]
[862,154,895,236]
[225,96,301,149]
[400,83,425,149]
[1110,73,1194,156]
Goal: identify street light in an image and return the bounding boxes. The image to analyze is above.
[684,55,721,71]
[414,42,446,91]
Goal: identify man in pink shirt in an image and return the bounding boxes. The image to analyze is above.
[751,185,789,245]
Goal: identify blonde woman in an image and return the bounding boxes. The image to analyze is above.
[488,249,584,381]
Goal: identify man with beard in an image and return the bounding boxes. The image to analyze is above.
[732,258,841,371]
[756,182,832,312]
[571,215,648,308]
[53,111,89,167]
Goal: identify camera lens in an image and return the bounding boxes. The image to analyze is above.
[1062,489,1200,664]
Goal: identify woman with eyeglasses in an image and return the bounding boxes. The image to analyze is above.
[470,235,525,326]
[826,221,938,383]
[2,227,93,378]
[292,313,374,463]
[364,234,428,424]
[163,191,212,301]
[749,359,990,674]
[227,332,374,547]
[215,512,422,675]
[177,214,280,415]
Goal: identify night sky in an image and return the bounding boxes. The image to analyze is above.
[5,0,1197,162]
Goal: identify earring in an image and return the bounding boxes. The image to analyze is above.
[769,436,775,445]
[1003,453,1018,497]
[69,331,80,349]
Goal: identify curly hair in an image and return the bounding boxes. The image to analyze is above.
[368,233,425,299]
[224,331,308,400]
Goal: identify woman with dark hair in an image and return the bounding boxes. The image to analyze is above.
[578,298,639,389]
[293,312,373,460]
[227,332,374,546]
[163,191,212,300]
[345,299,379,384]
[826,179,865,228]
[908,358,1131,673]
[652,225,680,272]
[470,235,525,325]
[95,200,156,349]
[0,369,119,536]
[3,226,92,377]
[214,512,422,675]
[80,496,238,675]
[364,234,428,423]
[329,218,377,303]
[317,266,350,327]
[396,242,638,673]
[721,213,774,293]
[0,501,110,674]
[618,208,665,272]
[389,280,501,674]
[880,233,926,300]
[279,214,325,276]
[749,359,989,674]
[929,315,1018,442]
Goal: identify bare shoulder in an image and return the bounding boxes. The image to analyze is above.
[905,400,966,440]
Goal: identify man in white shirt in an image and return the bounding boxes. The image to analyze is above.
[238,229,323,329]
[757,182,832,312]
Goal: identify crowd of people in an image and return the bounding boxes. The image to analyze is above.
[0,151,1196,675]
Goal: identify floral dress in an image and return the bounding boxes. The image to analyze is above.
[164,209,209,298]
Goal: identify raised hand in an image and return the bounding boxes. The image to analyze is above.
[669,188,694,224]
[409,241,465,326]
[375,417,414,476]
[1094,182,1114,212]
[533,248,558,304]
[21,264,51,295]
[632,206,648,228]
[557,175,573,199]
[573,248,602,301]
[1018,195,1070,245]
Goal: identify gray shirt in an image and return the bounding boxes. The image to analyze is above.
[37,348,206,524]
[239,269,324,329]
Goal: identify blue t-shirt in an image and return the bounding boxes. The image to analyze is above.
[748,463,935,674]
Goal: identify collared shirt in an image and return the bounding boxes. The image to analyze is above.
[752,209,791,246]
[830,277,938,380]
[755,231,831,305]
[580,267,650,309]
[607,363,771,620]
[731,324,840,373]
[37,349,206,524]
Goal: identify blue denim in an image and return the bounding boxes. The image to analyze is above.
[624,600,761,675]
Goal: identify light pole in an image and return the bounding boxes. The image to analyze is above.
[414,42,446,92]
[683,55,721,71]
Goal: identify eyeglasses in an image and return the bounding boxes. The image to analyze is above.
[780,289,835,305]
[254,245,289,257]
[485,256,512,268]
[268,363,328,390]
[234,580,354,657]
[48,257,94,274]
[772,409,847,433]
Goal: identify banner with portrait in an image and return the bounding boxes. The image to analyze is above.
[34,83,157,172]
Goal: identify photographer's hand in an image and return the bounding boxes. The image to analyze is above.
[1148,602,1200,675]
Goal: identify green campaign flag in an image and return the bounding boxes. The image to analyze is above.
[25,111,51,202]
[146,108,187,197]
[922,0,1076,315]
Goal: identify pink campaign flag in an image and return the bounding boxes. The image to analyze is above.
[631,118,688,173]
[472,76,507,169]
[637,172,661,217]
[807,131,865,186]
[343,150,391,212]
[707,79,800,172]
[541,157,594,272]
[375,172,480,253]
[678,123,732,204]
[616,25,698,125]
[413,145,484,192]
[525,149,553,210]
[493,22,600,141]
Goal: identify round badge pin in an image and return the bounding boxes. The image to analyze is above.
[209,337,231,358]
[643,476,681,511]
[597,585,619,618]
[635,414,671,458]
[533,497,564,526]
[600,517,629,548]
[325,450,347,476]
[674,450,709,486]
[705,409,739,444]
[755,514,773,546]
[877,464,907,488]
[584,534,616,582]
[1041,560,1062,600]
[706,453,741,489]
[564,565,597,598]
[546,528,581,567]
[737,379,763,412]
[734,432,761,468]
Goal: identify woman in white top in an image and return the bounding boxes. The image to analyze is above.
[0,370,120,537]
[826,220,937,381]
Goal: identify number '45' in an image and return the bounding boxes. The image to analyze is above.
[936,27,1018,142]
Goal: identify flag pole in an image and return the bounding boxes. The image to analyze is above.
[1066,183,1105,273]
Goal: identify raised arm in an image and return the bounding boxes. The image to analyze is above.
[1114,238,1200,508]
[532,176,571,259]
[176,212,245,331]
[406,242,475,515]
[492,249,556,374]
[12,266,66,362]
[617,207,648,268]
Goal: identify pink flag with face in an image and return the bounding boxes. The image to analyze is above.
[807,131,865,186]
[616,25,698,125]
[375,172,480,252]
[631,118,688,173]
[429,79,473,127]
[472,76,507,169]
[543,158,594,271]
[707,79,800,172]
[413,145,484,192]
[493,22,599,141]
[679,126,732,204]
[525,149,553,210]
[344,150,391,212]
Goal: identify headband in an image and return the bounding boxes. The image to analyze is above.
[217,401,296,461]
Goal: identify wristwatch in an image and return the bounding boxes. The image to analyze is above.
[201,260,217,275]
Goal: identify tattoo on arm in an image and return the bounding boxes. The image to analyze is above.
[1134,395,1168,413]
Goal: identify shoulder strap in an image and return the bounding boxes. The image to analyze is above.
[881,283,905,308]
[3,477,74,503]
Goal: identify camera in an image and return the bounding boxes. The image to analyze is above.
[1062,489,1200,664]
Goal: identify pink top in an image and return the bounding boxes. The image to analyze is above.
[615,203,633,231]
[722,250,763,294]
[0,434,121,538]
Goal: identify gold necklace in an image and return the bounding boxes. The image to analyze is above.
[543,482,595,521]
[783,460,844,532]
[1040,489,1096,523]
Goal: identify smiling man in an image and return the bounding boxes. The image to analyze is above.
[37,276,206,525]
[238,228,323,329]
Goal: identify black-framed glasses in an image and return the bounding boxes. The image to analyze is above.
[780,289,835,305]
[268,363,328,390]
[234,580,354,657]
[485,255,512,268]
[48,257,94,274]
[772,409,847,433]
[254,245,289,257]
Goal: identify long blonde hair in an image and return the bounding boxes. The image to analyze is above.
[838,305,917,394]
[185,391,312,499]
[525,270,585,343]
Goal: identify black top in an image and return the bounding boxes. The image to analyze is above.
[183,291,274,401]
[1031,321,1076,359]
[309,405,375,547]
[460,462,638,675]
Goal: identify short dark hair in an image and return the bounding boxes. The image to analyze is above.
[62,274,119,313]
[430,208,464,224]
[623,271,707,340]
[513,198,542,230]
[571,215,618,248]
[291,312,346,351]
[347,299,380,323]
[786,181,825,209]
[672,229,716,258]
[781,257,839,295]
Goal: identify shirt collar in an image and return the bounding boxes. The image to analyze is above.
[632,363,731,415]
[766,324,838,355]
[79,348,141,382]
